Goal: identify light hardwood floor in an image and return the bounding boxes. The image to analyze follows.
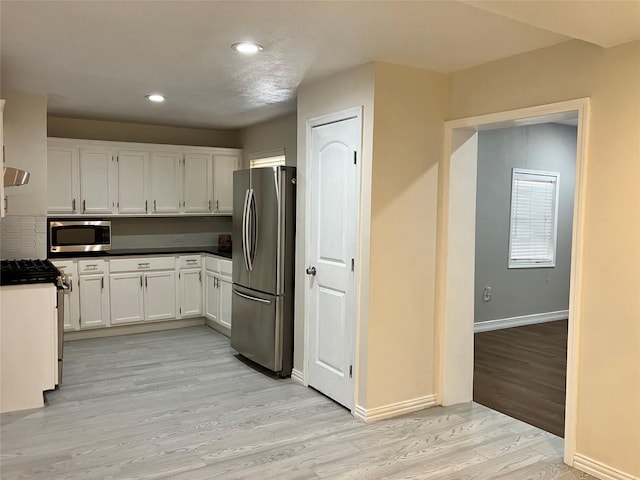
[0,326,593,480]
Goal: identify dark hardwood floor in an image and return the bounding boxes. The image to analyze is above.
[473,319,568,437]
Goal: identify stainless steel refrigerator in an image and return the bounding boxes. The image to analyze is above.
[231,166,296,377]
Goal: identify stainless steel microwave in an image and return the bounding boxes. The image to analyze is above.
[49,220,111,254]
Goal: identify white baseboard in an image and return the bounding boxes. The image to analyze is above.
[474,309,569,333]
[353,394,438,423]
[290,368,305,385]
[65,318,206,341]
[573,454,638,480]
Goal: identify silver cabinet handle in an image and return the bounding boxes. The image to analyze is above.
[198,271,202,283]
[306,266,316,276]
[233,288,271,304]
[145,200,148,213]
[154,199,157,212]
[216,200,219,211]
[208,200,211,211]
[72,198,76,212]
[145,276,148,288]
[82,199,86,213]
[140,276,143,288]
[101,277,104,289]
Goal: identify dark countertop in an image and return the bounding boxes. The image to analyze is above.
[50,246,232,260]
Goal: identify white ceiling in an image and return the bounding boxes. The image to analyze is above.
[2,1,639,130]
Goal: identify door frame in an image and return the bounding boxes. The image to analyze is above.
[436,98,590,466]
[303,106,363,413]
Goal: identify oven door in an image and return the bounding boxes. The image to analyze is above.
[49,220,111,253]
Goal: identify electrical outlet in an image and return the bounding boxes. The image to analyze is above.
[483,286,492,302]
[175,235,185,243]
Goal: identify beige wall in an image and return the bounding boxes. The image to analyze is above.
[2,91,48,216]
[448,39,640,477]
[48,116,240,148]
[239,113,297,168]
[366,63,446,408]
[296,63,375,407]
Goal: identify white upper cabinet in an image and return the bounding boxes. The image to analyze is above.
[183,153,212,213]
[213,153,239,213]
[79,148,114,214]
[46,138,241,216]
[117,150,148,214]
[149,152,181,214]
[47,145,80,214]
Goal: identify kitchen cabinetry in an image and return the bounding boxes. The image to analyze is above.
[51,260,80,331]
[204,255,233,334]
[178,255,203,317]
[47,138,241,217]
[77,260,109,329]
[117,150,148,214]
[213,153,240,213]
[47,146,80,214]
[109,257,176,325]
[149,152,182,214]
[79,148,114,214]
[183,153,212,213]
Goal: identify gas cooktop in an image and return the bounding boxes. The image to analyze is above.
[0,259,62,286]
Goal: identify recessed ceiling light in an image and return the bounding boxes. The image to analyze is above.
[146,94,165,103]
[231,42,264,55]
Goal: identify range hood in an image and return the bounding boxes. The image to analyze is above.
[3,167,30,187]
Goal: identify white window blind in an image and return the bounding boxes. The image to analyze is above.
[248,148,286,168]
[508,168,560,268]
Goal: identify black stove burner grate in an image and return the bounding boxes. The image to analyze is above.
[0,259,62,286]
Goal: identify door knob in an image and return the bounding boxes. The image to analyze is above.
[306,266,316,276]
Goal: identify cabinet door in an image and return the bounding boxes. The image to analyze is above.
[204,271,219,323]
[218,276,233,329]
[48,146,79,214]
[183,153,212,213]
[63,274,81,331]
[80,148,114,214]
[79,274,109,328]
[144,271,176,321]
[117,150,148,214]
[149,152,181,213]
[109,273,144,325]
[213,153,239,213]
[180,269,203,317]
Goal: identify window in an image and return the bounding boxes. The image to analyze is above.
[248,148,285,169]
[508,168,560,268]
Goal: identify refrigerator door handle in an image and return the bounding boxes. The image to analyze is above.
[248,188,257,270]
[242,189,251,271]
[233,288,272,304]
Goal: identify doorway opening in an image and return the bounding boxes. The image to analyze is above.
[472,120,578,438]
[437,99,589,466]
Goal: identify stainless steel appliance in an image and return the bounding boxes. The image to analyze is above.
[48,219,111,255]
[231,166,296,377]
[0,259,69,385]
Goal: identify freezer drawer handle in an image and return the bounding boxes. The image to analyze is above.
[233,288,271,304]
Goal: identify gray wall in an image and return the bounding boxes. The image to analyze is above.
[111,217,231,249]
[239,113,297,168]
[474,123,577,323]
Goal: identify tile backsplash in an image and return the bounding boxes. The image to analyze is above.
[0,216,47,260]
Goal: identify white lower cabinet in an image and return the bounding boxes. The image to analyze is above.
[109,273,145,325]
[145,271,176,321]
[204,256,233,333]
[79,274,109,329]
[109,259,176,325]
[59,254,228,332]
[204,271,219,324]
[180,269,203,318]
[52,261,80,332]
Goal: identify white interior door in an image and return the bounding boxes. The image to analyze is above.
[306,113,360,410]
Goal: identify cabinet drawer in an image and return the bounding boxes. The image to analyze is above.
[52,260,75,273]
[205,256,219,273]
[110,257,175,273]
[78,259,106,274]
[179,255,202,269]
[219,259,232,278]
